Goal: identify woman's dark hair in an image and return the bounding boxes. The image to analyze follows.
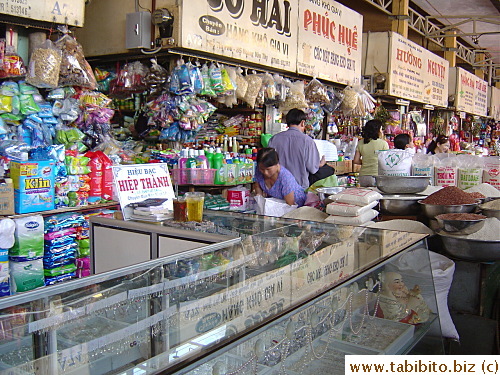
[394,134,411,150]
[285,108,307,126]
[257,148,280,168]
[426,134,449,154]
[362,119,383,144]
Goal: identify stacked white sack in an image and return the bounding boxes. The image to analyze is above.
[324,188,382,225]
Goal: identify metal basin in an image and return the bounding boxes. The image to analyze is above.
[435,213,486,235]
[379,195,422,215]
[437,231,500,261]
[374,176,431,194]
[480,207,500,219]
[316,187,345,201]
[418,200,479,219]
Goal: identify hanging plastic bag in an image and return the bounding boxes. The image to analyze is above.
[243,73,263,109]
[279,80,308,112]
[55,33,97,89]
[235,67,248,99]
[2,40,26,78]
[305,78,329,104]
[26,39,62,89]
[199,63,216,97]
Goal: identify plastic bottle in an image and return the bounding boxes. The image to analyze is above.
[213,147,225,185]
[204,147,214,169]
[177,149,188,184]
[186,149,197,184]
[196,149,208,169]
[232,137,239,153]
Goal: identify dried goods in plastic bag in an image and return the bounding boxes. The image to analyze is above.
[235,67,248,99]
[243,73,263,108]
[1,45,26,78]
[26,40,62,89]
[55,34,97,89]
[279,80,308,112]
[305,78,329,104]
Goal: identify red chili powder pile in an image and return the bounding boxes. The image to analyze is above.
[422,186,477,205]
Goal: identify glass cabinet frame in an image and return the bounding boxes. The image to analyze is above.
[0,212,441,375]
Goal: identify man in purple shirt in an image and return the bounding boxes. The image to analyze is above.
[268,108,334,188]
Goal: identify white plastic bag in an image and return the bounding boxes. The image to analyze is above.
[331,188,382,206]
[255,195,297,217]
[384,248,458,340]
[324,209,378,225]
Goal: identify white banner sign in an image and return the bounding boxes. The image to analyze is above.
[179,0,298,72]
[0,0,84,27]
[296,0,363,85]
[453,67,488,116]
[389,33,449,107]
[490,86,500,121]
[112,163,175,221]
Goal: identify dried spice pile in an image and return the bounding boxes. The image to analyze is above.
[436,213,486,221]
[468,192,485,199]
[422,186,477,205]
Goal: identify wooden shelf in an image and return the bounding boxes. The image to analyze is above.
[0,202,119,219]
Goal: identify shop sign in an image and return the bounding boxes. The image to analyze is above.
[490,86,500,121]
[112,163,175,221]
[296,0,363,85]
[0,0,84,27]
[452,67,488,116]
[388,33,449,107]
[180,0,298,72]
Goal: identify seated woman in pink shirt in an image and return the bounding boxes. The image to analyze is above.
[253,148,307,207]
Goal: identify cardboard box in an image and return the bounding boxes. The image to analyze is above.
[329,160,353,175]
[227,187,250,210]
[10,160,55,214]
[0,179,14,215]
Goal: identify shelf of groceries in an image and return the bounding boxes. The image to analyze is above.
[0,201,119,219]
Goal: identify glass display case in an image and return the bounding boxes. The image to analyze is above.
[0,212,442,375]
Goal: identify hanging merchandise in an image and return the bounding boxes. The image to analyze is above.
[94,67,115,94]
[208,63,224,94]
[234,67,248,100]
[279,80,308,113]
[55,29,97,89]
[304,78,329,104]
[26,39,62,89]
[410,111,427,137]
[243,73,263,109]
[221,66,237,108]
[1,30,26,79]
[199,63,216,97]
[341,85,376,117]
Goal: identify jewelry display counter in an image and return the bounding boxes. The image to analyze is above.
[0,212,442,374]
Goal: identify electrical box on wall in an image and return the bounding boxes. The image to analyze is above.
[126,12,152,49]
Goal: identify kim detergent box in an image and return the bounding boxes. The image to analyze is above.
[10,160,56,214]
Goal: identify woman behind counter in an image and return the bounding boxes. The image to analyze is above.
[426,134,450,154]
[253,148,307,207]
[353,119,389,187]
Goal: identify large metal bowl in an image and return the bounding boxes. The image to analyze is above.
[374,176,431,194]
[379,195,422,215]
[480,206,500,219]
[316,187,345,201]
[435,213,486,235]
[418,200,480,218]
[437,231,500,261]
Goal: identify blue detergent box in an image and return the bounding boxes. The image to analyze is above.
[10,160,56,214]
